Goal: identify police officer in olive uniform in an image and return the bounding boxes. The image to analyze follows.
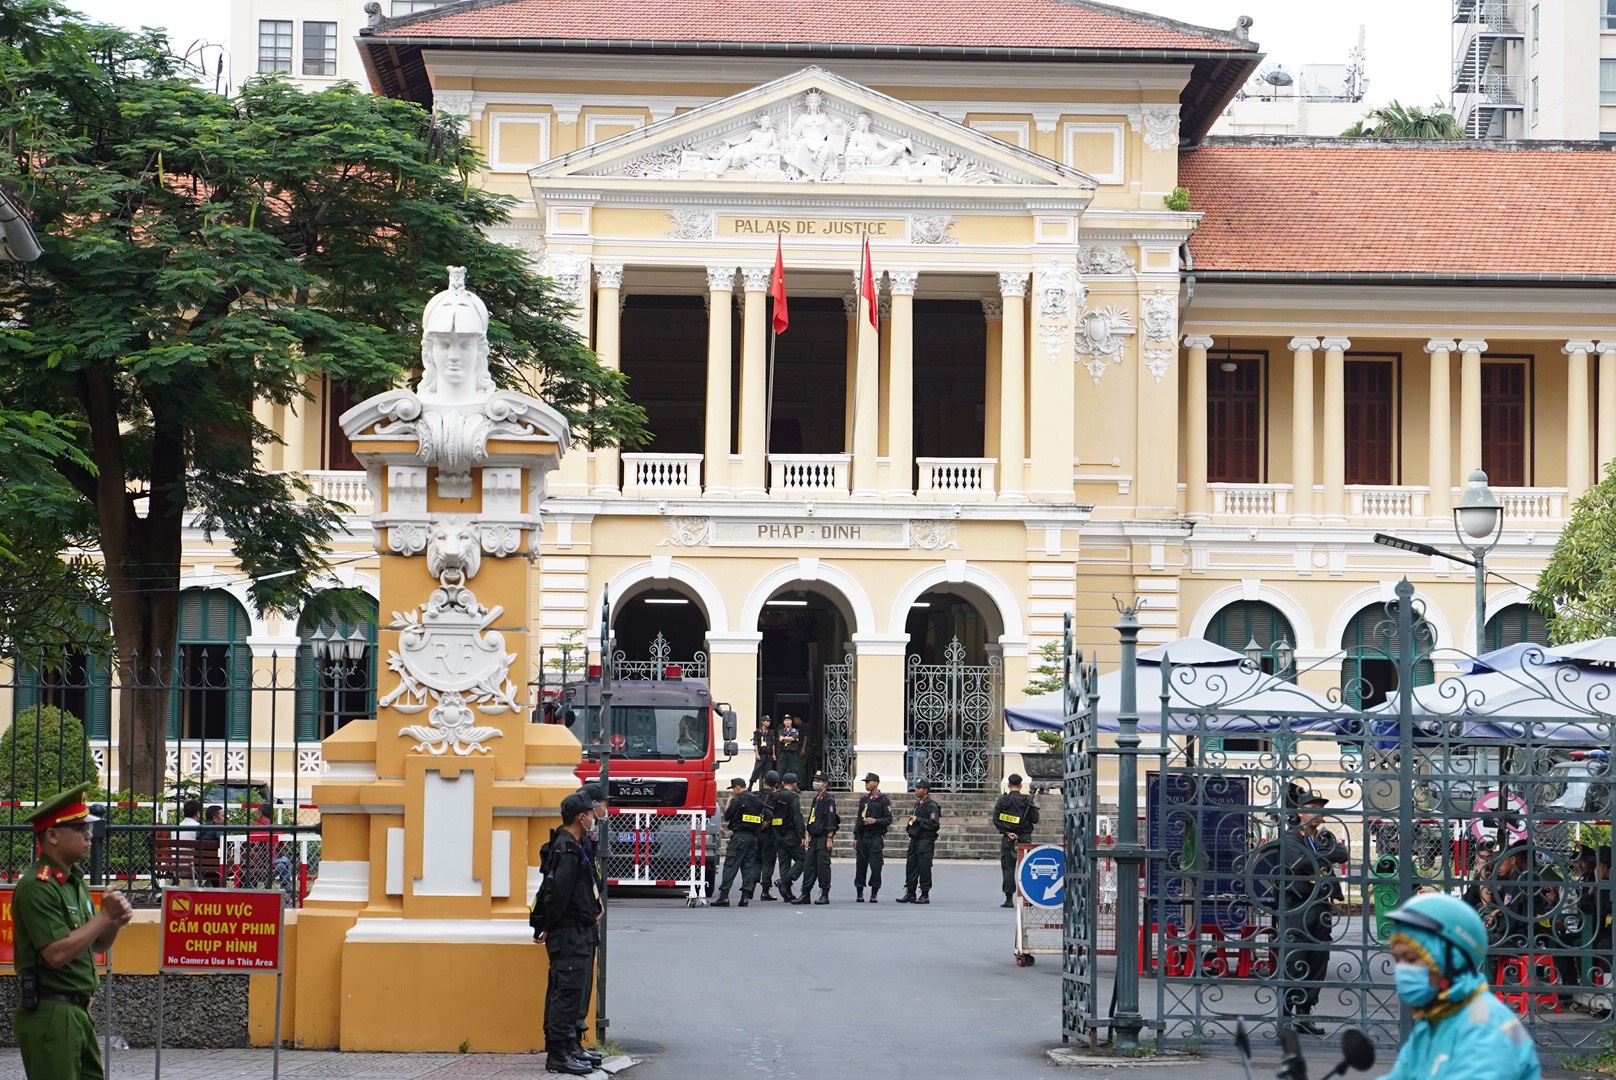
[715,778,766,907]
[1278,788,1348,1036]
[991,773,1039,907]
[13,782,133,1080]
[797,770,840,905]
[853,772,893,903]
[897,779,942,904]
[756,771,782,901]
[773,772,807,902]
[540,792,604,1075]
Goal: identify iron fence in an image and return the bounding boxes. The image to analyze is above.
[1064,582,1615,1055]
[1,643,348,904]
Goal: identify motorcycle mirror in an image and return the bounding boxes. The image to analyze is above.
[1339,1029,1375,1073]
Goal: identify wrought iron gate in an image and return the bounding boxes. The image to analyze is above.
[1060,614,1104,1045]
[821,653,855,787]
[1064,581,1616,1056]
[904,637,1002,791]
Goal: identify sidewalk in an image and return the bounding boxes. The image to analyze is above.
[0,1048,592,1079]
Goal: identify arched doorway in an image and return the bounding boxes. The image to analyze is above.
[295,591,378,741]
[1204,599,1297,680]
[755,587,854,785]
[903,588,1004,791]
[1485,603,1547,651]
[170,588,252,741]
[1341,601,1433,709]
[611,587,710,678]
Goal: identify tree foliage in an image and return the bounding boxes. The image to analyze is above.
[1341,101,1465,139]
[0,2,646,790]
[1534,462,1616,643]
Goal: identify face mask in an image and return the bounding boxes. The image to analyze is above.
[1393,962,1439,1006]
[813,781,825,791]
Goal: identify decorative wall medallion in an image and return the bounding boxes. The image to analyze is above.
[1144,348,1172,386]
[544,252,588,306]
[909,215,959,245]
[909,520,960,550]
[665,209,715,239]
[1140,289,1177,342]
[1039,325,1067,364]
[658,516,712,547]
[427,516,483,583]
[480,522,523,558]
[389,522,429,557]
[1073,305,1135,385]
[1078,245,1136,275]
[1142,106,1180,152]
[1036,261,1084,319]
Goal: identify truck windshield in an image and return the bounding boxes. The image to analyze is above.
[565,705,709,758]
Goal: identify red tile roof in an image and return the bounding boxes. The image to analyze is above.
[372,0,1248,51]
[1180,142,1616,278]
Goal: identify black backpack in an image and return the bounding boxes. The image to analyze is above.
[529,833,558,940]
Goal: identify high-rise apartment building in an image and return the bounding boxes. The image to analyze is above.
[1452,0,1616,139]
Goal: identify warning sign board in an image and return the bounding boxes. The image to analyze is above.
[159,888,283,973]
[0,885,109,969]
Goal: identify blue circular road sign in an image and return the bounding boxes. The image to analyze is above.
[1017,844,1065,908]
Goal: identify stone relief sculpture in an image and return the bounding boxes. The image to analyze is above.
[612,91,1010,185]
[1142,106,1180,151]
[909,215,958,245]
[665,209,716,239]
[1073,304,1135,385]
[1078,245,1137,275]
[1141,289,1177,342]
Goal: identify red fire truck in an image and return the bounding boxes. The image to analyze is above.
[539,664,736,890]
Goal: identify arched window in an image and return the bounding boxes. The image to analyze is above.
[1340,601,1434,709]
[295,592,378,741]
[14,605,112,739]
[1204,600,1297,680]
[169,589,252,740]
[1485,603,1547,652]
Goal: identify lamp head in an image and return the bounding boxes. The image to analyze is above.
[1454,468,1503,541]
[1244,636,1263,667]
[1275,636,1295,676]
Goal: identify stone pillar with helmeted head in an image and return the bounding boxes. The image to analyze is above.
[291,267,579,1052]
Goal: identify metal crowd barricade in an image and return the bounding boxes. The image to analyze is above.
[1013,843,1065,967]
[601,809,711,905]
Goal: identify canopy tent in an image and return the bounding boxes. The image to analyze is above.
[1003,638,1344,735]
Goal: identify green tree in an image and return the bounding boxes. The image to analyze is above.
[1342,100,1465,139]
[1023,640,1066,750]
[0,3,647,792]
[1534,461,1616,643]
[0,704,99,873]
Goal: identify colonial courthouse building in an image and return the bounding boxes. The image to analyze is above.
[35,0,1616,796]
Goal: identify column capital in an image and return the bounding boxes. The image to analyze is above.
[853,268,884,292]
[1599,341,1616,357]
[1457,339,1489,354]
[889,270,919,296]
[1563,339,1597,355]
[981,297,1004,321]
[998,271,1029,298]
[1288,337,1320,352]
[842,294,858,319]
[1423,338,1457,354]
[740,266,772,292]
[1321,337,1351,352]
[878,296,892,320]
[706,265,738,292]
[1182,335,1214,350]
[594,263,624,290]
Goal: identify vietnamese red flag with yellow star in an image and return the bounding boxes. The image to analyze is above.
[770,235,789,335]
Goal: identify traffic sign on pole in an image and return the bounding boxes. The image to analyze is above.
[1016,844,1065,908]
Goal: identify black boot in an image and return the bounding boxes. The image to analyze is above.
[712,895,730,908]
[814,891,830,904]
[738,893,750,908]
[759,889,777,901]
[870,889,879,903]
[545,1051,593,1076]
[856,889,865,903]
[1000,896,1014,908]
[896,891,915,903]
[792,891,812,905]
[571,1039,604,1067]
[777,877,796,903]
[916,890,930,904]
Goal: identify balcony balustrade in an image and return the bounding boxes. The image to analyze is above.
[916,458,997,501]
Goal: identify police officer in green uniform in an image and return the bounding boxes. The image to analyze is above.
[772,772,807,902]
[991,773,1039,907]
[756,771,782,901]
[897,779,942,905]
[714,778,765,907]
[13,782,133,1080]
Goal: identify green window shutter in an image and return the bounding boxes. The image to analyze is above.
[227,643,252,740]
[14,667,41,717]
[295,642,320,742]
[85,653,112,740]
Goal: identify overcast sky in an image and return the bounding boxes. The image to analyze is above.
[62,0,1453,112]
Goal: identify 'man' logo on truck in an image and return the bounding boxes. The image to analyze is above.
[616,784,656,797]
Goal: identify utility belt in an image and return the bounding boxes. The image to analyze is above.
[733,822,762,834]
[39,990,92,1010]
[857,827,888,837]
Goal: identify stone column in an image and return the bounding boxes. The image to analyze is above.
[282,388,308,475]
[1600,341,1616,473]
[997,273,1029,500]
[844,295,858,453]
[704,266,737,494]
[851,634,910,788]
[1288,338,1319,521]
[888,272,918,495]
[1565,340,1595,497]
[254,396,278,470]
[1183,336,1214,517]
[1027,266,1076,502]
[706,632,763,772]
[737,267,772,496]
[878,295,893,458]
[591,264,624,496]
[1320,337,1350,521]
[983,300,1003,465]
[1458,339,1488,479]
[1425,339,1455,522]
[851,270,882,497]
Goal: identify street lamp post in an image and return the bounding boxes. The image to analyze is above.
[1452,468,1505,657]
